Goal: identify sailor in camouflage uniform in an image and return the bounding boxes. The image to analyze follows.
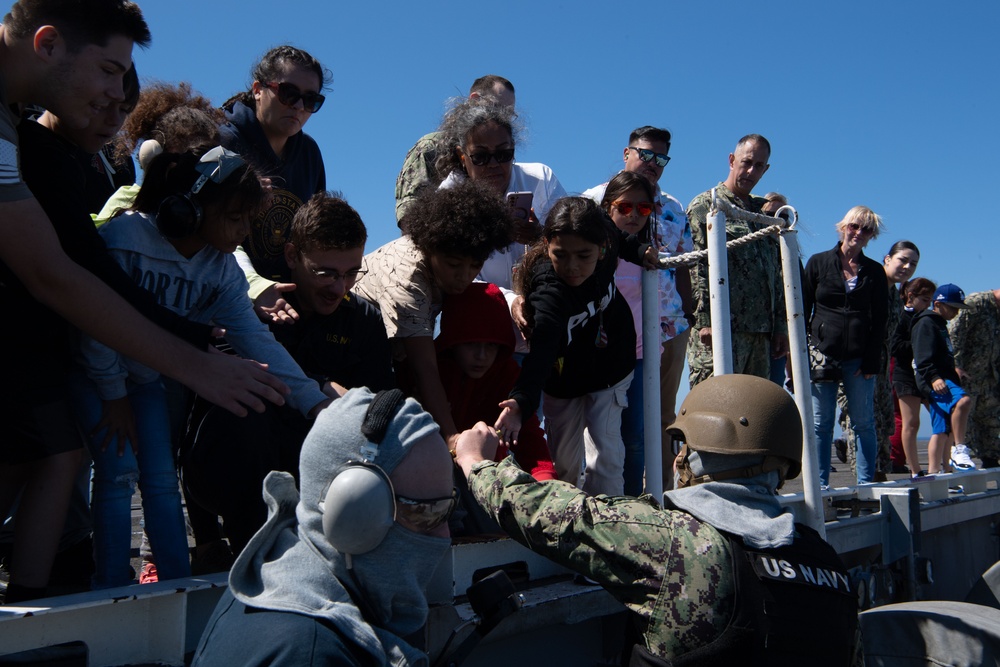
[950,289,1000,466]
[686,135,787,387]
[456,374,858,665]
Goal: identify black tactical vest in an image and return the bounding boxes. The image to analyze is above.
[630,523,858,667]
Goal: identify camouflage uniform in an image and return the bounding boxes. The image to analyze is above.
[839,285,902,474]
[394,131,442,224]
[950,291,1000,460]
[686,183,786,387]
[468,458,735,660]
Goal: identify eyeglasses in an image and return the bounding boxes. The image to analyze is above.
[628,146,670,167]
[303,256,367,285]
[464,148,516,167]
[610,200,654,217]
[394,488,458,532]
[847,222,874,237]
[263,81,326,113]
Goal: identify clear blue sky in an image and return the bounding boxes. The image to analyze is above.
[134,0,997,437]
[134,0,998,296]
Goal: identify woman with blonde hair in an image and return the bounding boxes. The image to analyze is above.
[803,206,889,486]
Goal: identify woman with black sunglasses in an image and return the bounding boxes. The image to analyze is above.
[803,206,889,488]
[433,97,567,301]
[220,45,332,323]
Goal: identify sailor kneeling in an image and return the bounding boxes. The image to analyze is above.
[455,374,860,666]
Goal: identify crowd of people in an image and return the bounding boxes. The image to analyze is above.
[2,0,998,663]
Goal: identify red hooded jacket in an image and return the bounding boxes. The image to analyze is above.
[436,283,556,481]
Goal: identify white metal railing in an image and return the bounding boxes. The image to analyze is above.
[646,190,823,535]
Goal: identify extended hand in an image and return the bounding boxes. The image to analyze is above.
[254,283,299,325]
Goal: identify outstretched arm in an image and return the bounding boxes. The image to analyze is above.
[0,198,288,416]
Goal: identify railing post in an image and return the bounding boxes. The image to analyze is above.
[707,189,733,375]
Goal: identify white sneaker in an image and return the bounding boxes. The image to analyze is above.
[950,444,976,471]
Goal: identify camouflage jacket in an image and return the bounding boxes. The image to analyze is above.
[467,459,734,660]
[687,183,786,335]
[394,131,442,224]
[950,291,1000,394]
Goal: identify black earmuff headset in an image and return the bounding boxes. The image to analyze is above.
[320,389,407,556]
[156,146,246,239]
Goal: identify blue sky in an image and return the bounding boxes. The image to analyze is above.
[134,0,998,298]
[134,0,997,437]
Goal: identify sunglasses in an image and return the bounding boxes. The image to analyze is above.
[395,488,458,533]
[465,148,516,167]
[610,200,654,217]
[628,146,671,167]
[263,81,325,113]
[847,222,874,237]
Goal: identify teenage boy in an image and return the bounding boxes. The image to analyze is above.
[911,283,975,473]
[184,193,394,554]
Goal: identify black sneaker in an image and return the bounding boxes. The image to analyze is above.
[834,438,848,464]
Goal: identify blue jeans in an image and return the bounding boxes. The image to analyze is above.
[70,375,190,588]
[621,358,645,496]
[811,358,877,486]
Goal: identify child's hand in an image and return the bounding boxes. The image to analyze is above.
[495,399,523,447]
[641,244,660,270]
[511,296,534,340]
[94,397,137,457]
[931,378,949,397]
[253,283,300,325]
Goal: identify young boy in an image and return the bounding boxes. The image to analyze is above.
[911,283,975,473]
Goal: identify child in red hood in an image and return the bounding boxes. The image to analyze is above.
[436,282,556,481]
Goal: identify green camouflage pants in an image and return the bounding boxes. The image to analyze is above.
[688,332,771,388]
[968,390,1000,460]
[838,371,894,475]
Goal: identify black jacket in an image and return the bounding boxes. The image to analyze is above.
[510,224,646,417]
[220,101,326,282]
[890,307,918,385]
[803,244,888,376]
[910,307,959,396]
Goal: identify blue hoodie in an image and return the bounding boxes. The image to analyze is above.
[220,100,326,281]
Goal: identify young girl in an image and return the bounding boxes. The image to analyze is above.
[72,146,330,589]
[891,277,936,477]
[599,171,660,496]
[496,196,657,496]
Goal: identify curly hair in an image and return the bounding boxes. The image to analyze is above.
[403,180,513,264]
[433,98,522,180]
[115,81,223,162]
[222,45,332,111]
[516,196,616,297]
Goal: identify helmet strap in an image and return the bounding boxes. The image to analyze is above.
[676,449,789,489]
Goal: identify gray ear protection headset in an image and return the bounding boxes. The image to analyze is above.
[321,389,407,555]
[156,146,246,238]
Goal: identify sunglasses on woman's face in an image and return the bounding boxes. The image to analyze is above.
[847,222,874,237]
[263,81,325,113]
[610,200,654,217]
[465,148,516,167]
[394,489,458,533]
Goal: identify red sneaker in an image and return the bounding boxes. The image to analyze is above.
[139,561,158,584]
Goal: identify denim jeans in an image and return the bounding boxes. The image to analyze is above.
[621,358,645,496]
[811,358,877,486]
[70,375,190,588]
